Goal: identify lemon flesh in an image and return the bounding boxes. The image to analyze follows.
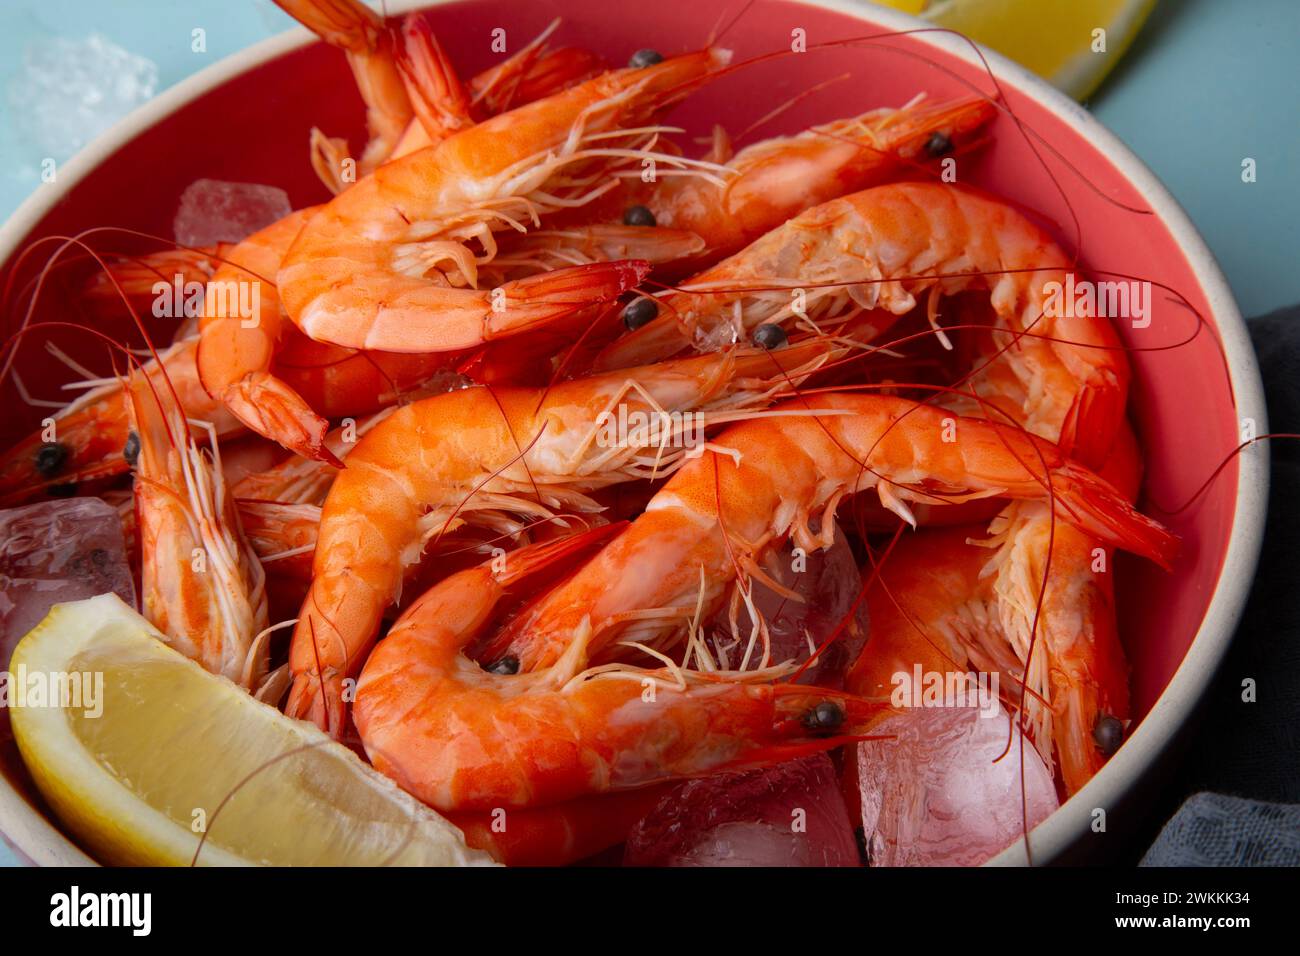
[9,594,492,866]
[874,0,1156,100]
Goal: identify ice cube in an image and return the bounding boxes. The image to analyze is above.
[0,497,135,669]
[416,369,475,395]
[624,754,860,867]
[709,530,868,687]
[857,704,1059,866]
[7,34,158,161]
[173,179,293,249]
[693,319,740,353]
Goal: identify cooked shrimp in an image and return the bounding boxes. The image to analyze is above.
[644,95,995,261]
[912,204,1139,790]
[469,23,603,117]
[845,527,988,701]
[978,422,1141,793]
[480,225,707,285]
[0,335,243,505]
[309,13,604,189]
[353,527,888,812]
[287,339,842,732]
[126,373,271,692]
[84,244,231,316]
[485,394,1176,675]
[446,787,670,866]
[847,424,1142,794]
[591,190,927,372]
[197,208,339,465]
[390,18,604,158]
[275,0,412,180]
[197,207,455,464]
[597,182,1130,466]
[391,14,474,149]
[277,48,730,352]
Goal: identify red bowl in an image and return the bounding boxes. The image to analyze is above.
[0,0,1267,865]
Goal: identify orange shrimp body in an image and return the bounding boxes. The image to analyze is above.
[197,209,339,464]
[275,0,413,177]
[277,49,729,352]
[300,8,605,190]
[847,424,1142,795]
[977,423,1141,793]
[286,341,840,732]
[470,38,604,118]
[126,375,270,691]
[197,208,451,464]
[649,95,995,261]
[446,787,669,866]
[488,394,1176,675]
[598,182,1129,466]
[83,244,231,315]
[846,528,989,701]
[354,530,887,812]
[0,336,243,505]
[390,18,605,160]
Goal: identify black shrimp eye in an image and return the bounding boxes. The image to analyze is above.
[802,700,845,734]
[35,441,69,477]
[486,655,520,675]
[628,48,664,69]
[1093,714,1125,755]
[621,297,659,331]
[752,323,788,350]
[622,204,656,227]
[123,430,141,467]
[924,131,954,157]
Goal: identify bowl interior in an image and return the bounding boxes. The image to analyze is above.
[0,0,1243,860]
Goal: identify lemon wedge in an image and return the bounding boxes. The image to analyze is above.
[8,594,493,866]
[874,0,1156,100]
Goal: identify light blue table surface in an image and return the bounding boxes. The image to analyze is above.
[0,0,1296,866]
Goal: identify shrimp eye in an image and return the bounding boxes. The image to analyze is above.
[802,700,845,734]
[123,431,141,467]
[35,441,69,477]
[1093,714,1124,755]
[924,132,954,157]
[486,655,520,675]
[622,297,658,331]
[622,204,656,227]
[628,49,664,69]
[752,323,788,350]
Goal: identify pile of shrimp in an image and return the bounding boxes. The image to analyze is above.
[0,1,1183,866]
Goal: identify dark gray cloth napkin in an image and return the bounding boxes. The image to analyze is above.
[1140,306,1300,866]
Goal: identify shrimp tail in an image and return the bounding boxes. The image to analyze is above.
[214,371,342,467]
[1053,461,1178,569]
[275,0,385,50]
[396,13,474,140]
[1058,375,1127,471]
[509,47,606,107]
